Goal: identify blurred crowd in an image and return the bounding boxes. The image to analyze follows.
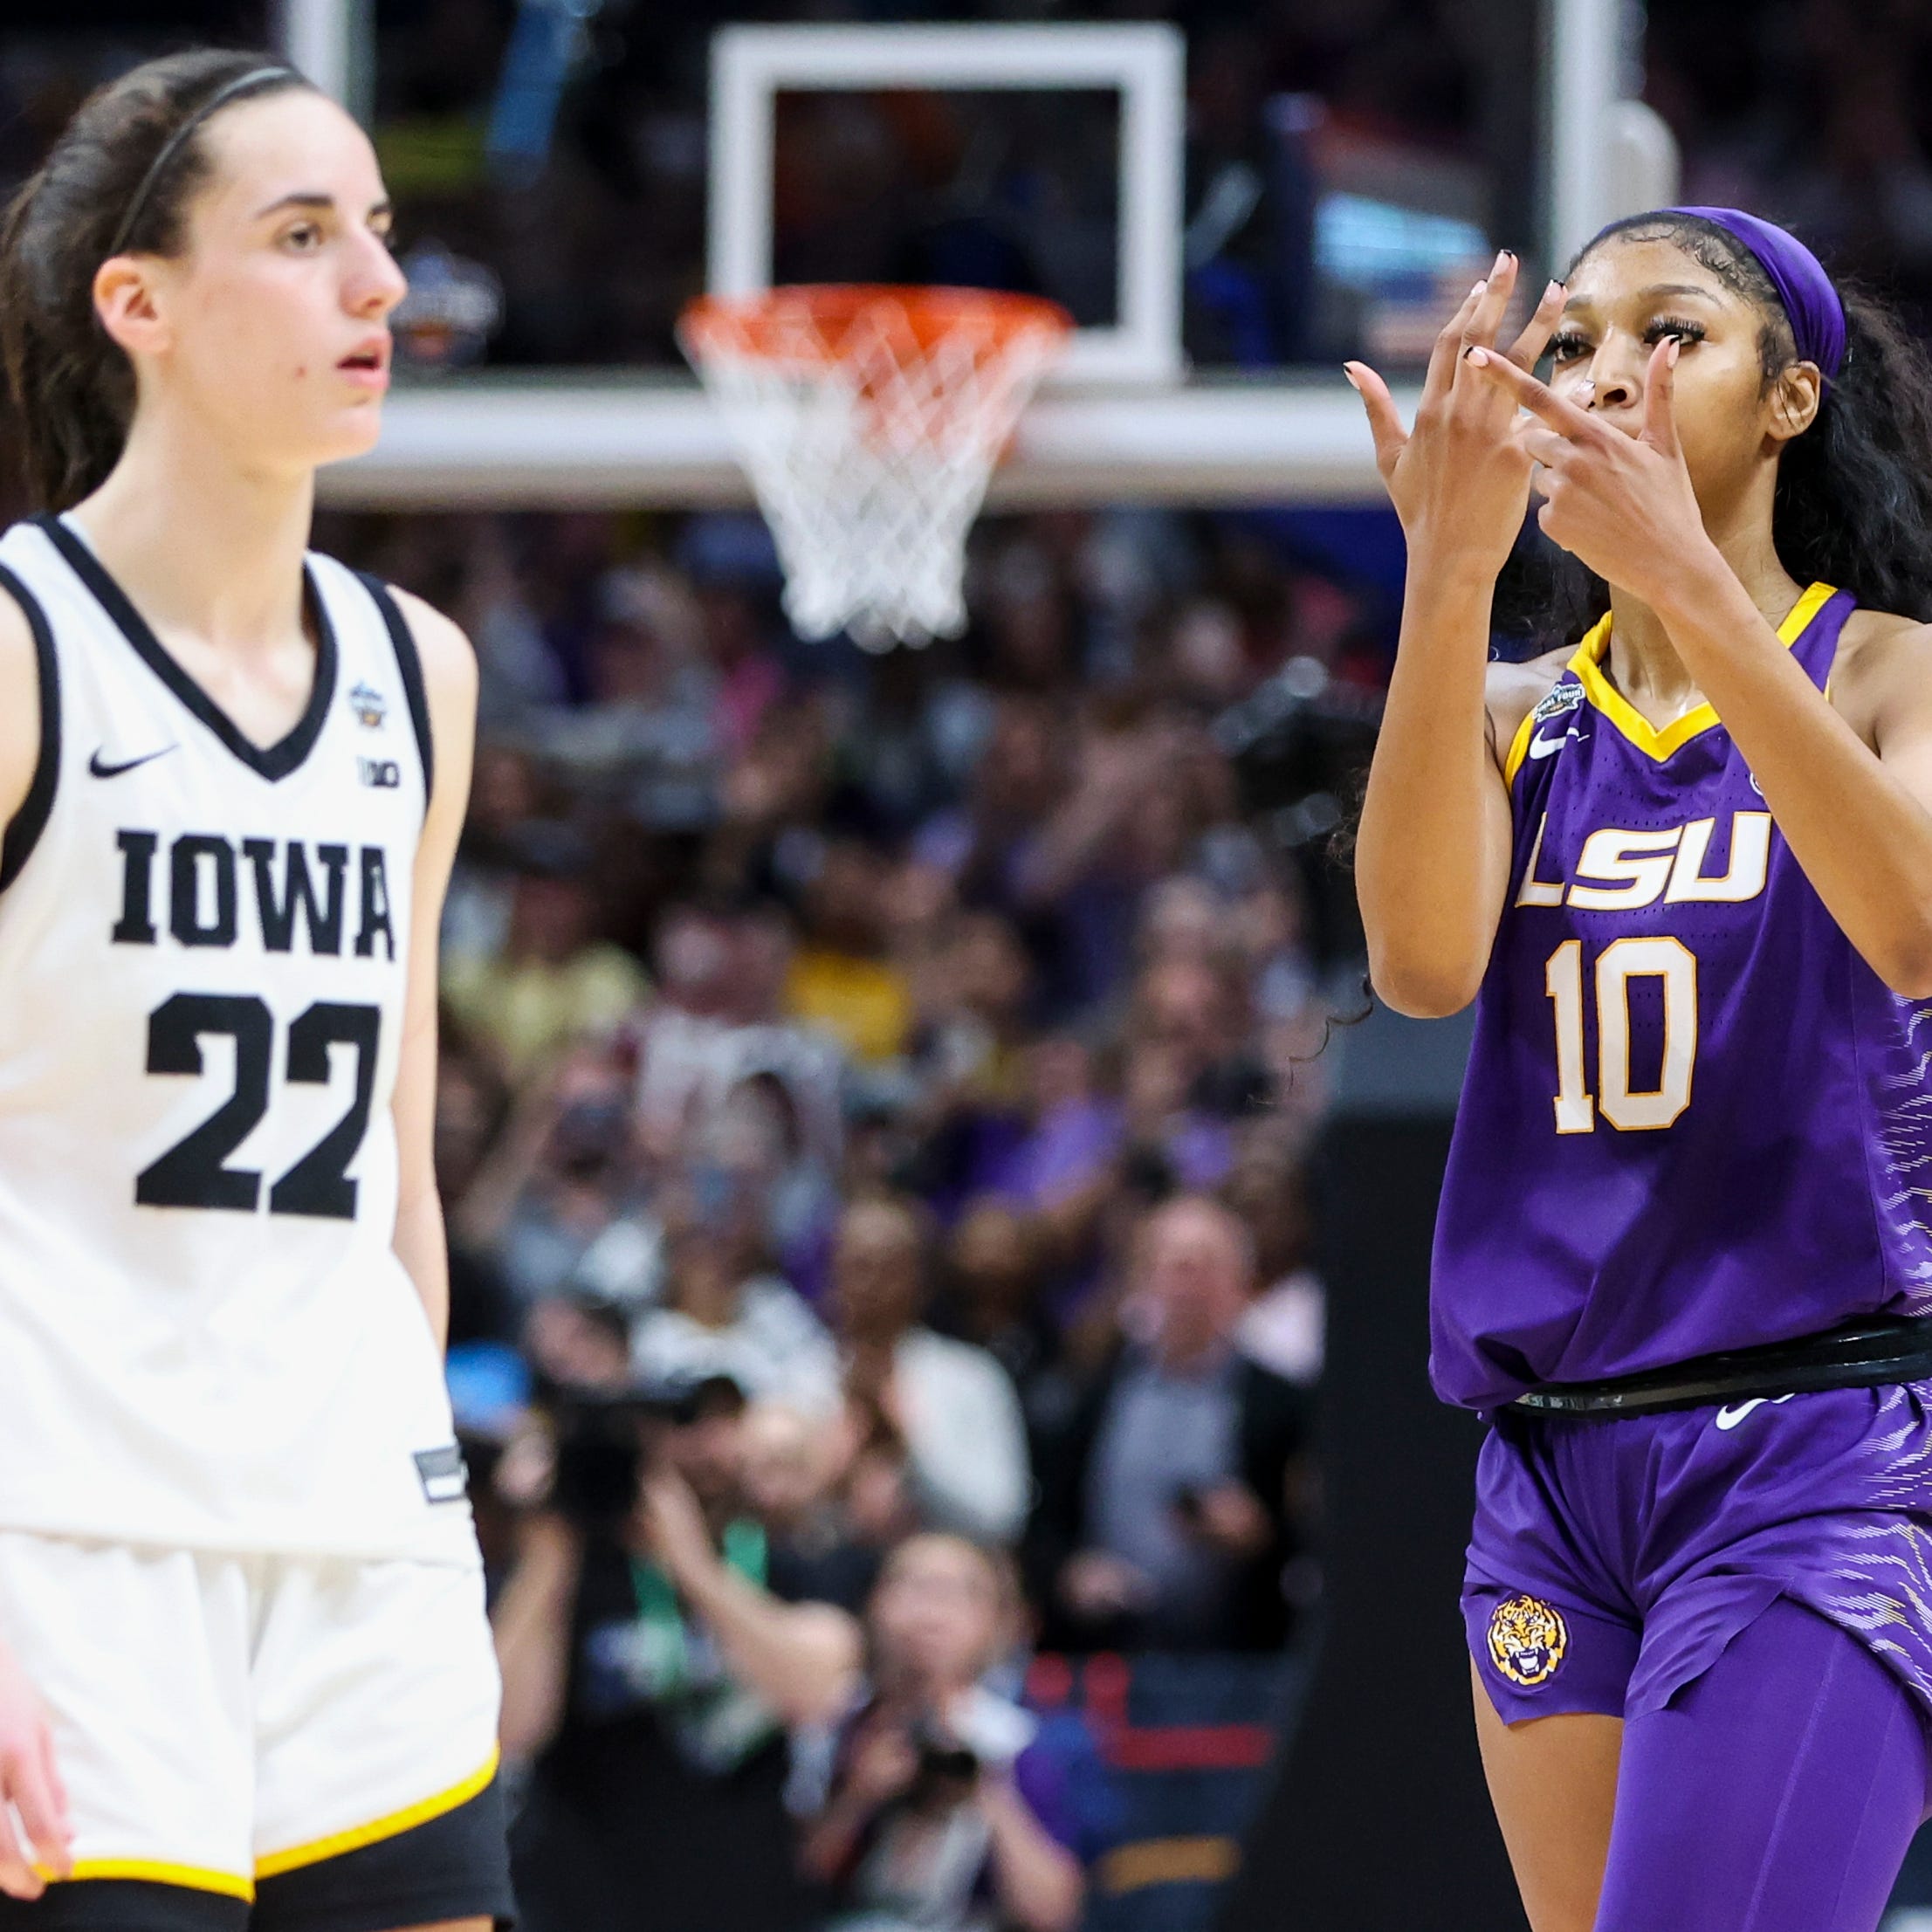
[308,501,1379,1931]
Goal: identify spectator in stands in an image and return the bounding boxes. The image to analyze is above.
[912,692,1065,913]
[435,1027,518,1344]
[831,1199,1031,1545]
[635,903,844,1185]
[932,1198,1057,1372]
[495,1370,862,1932]
[908,908,1035,1127]
[1227,1149,1325,1389]
[533,563,721,833]
[1117,1035,1234,1194]
[1012,707,1229,1014]
[442,740,549,967]
[453,1038,657,1312]
[786,836,917,1066]
[973,1035,1122,1230]
[739,1398,881,1614]
[630,1214,842,1413]
[1028,1194,1310,1651]
[441,819,648,1083]
[800,1534,1103,1932]
[520,1293,634,1398]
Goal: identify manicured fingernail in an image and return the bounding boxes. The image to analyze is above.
[1545,280,1564,299]
[1471,279,1488,298]
[1341,363,1362,390]
[1493,249,1509,271]
[1466,347,1490,366]
[1667,339,1681,365]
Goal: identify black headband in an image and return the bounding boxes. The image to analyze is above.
[107,65,300,258]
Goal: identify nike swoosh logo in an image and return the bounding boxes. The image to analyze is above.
[1526,730,1574,760]
[88,745,175,779]
[1715,1393,1797,1431]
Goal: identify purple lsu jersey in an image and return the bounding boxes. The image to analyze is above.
[1431,582,1932,1408]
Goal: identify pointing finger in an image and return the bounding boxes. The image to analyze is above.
[1463,347,1599,441]
[1516,422,1571,471]
[1641,335,1682,458]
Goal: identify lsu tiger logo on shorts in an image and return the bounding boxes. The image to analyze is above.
[1487,1593,1570,1687]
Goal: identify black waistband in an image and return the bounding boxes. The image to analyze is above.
[1509,1314,1932,1418]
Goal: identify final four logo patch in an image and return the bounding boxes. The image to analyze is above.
[1529,679,1585,727]
[348,681,388,730]
[1487,1594,1569,1687]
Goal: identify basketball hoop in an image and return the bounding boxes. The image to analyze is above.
[679,285,1073,650]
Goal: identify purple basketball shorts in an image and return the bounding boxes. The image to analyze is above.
[1463,1381,1932,1725]
[1462,1384,1932,1929]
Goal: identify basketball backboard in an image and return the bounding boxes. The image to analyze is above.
[707,23,1185,388]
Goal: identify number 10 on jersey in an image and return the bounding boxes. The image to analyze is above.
[1545,937,1698,1133]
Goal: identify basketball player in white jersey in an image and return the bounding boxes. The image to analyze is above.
[0,50,511,1932]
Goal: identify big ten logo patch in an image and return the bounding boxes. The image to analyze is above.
[1487,1594,1570,1688]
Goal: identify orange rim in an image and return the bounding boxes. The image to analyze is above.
[679,284,1074,364]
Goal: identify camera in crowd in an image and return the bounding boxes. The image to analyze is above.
[542,1368,747,1532]
[910,1720,982,1800]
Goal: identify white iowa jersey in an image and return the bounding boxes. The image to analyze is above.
[0,516,474,1563]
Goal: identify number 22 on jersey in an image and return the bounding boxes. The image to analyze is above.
[138,996,382,1218]
[1545,937,1697,1134]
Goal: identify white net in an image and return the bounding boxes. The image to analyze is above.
[680,287,1071,650]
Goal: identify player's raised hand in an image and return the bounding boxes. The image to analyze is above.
[1344,251,1566,582]
[0,1644,71,1898]
[1465,334,1709,602]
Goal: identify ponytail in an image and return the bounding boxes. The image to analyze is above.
[0,50,306,511]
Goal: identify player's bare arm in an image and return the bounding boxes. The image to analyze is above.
[1348,250,1567,1017]
[0,563,73,1905]
[1468,340,1932,997]
[388,588,478,1353]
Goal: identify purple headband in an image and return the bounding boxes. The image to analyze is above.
[1667,206,1846,382]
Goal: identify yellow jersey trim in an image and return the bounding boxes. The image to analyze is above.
[1502,703,1542,788]
[1568,581,1836,763]
[55,1858,255,1901]
[254,1744,499,1880]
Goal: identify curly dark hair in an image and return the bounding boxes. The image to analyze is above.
[1496,210,1932,651]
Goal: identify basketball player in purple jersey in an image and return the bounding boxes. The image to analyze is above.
[1350,212,1932,1929]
